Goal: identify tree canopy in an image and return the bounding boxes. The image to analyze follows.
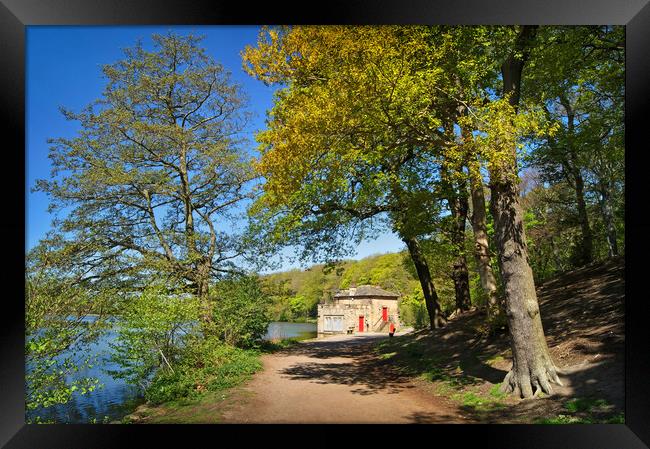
[32,33,261,325]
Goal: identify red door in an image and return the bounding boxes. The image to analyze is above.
[359,316,364,332]
[382,307,388,321]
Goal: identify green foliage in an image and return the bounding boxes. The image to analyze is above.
[521,167,624,282]
[211,275,272,348]
[108,282,265,406]
[489,383,507,400]
[288,294,311,318]
[243,26,456,270]
[262,242,486,324]
[606,413,625,424]
[537,412,623,425]
[537,397,622,424]
[144,337,262,405]
[108,285,200,389]
[33,32,257,316]
[398,290,429,329]
[521,26,624,272]
[25,255,113,421]
[262,252,421,322]
[564,397,608,413]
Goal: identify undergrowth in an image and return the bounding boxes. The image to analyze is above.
[144,338,262,405]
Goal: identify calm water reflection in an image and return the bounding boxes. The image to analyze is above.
[26,327,143,424]
[264,321,317,340]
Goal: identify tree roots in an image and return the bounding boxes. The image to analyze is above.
[500,364,564,398]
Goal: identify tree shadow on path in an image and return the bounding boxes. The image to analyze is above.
[278,335,417,395]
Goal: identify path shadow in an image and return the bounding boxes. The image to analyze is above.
[275,335,389,360]
[405,411,460,423]
[278,336,416,395]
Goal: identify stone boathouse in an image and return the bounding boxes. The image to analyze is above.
[317,285,400,337]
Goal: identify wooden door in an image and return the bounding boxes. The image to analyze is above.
[382,307,388,321]
[358,316,364,332]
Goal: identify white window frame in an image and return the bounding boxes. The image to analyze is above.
[324,315,344,332]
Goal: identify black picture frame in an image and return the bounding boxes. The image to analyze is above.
[3,0,649,447]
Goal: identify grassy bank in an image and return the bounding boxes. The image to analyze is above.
[121,335,311,424]
[373,258,625,424]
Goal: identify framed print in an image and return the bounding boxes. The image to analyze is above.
[3,0,649,447]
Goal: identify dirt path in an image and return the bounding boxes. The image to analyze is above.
[220,333,467,423]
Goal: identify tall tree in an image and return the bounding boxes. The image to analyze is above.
[424,27,503,318]
[524,26,624,264]
[34,33,256,331]
[243,26,452,328]
[487,26,563,397]
[465,131,500,317]
[440,160,472,315]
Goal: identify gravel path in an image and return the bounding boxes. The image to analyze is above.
[220,333,466,423]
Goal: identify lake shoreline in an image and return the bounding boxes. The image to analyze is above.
[30,321,317,424]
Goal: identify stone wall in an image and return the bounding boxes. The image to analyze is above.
[317,297,400,336]
[367,298,400,331]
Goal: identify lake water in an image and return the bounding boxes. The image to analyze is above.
[26,326,143,424]
[264,321,317,341]
[28,321,316,423]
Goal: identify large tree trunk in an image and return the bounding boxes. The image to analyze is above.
[467,155,500,318]
[449,187,472,314]
[404,237,447,329]
[598,185,619,257]
[491,25,562,398]
[490,174,562,397]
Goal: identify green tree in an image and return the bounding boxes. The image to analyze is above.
[398,290,429,329]
[34,33,256,332]
[25,239,116,422]
[211,275,271,348]
[433,25,564,397]
[108,284,200,390]
[243,26,454,328]
[523,26,624,264]
[26,285,103,421]
[483,26,562,397]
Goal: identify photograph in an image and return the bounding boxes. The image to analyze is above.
[22,24,628,427]
[3,0,649,443]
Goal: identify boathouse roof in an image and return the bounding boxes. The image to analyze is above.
[333,285,399,299]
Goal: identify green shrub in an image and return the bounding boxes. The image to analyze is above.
[108,285,200,388]
[25,269,113,420]
[211,275,272,348]
[144,337,262,404]
[109,280,268,407]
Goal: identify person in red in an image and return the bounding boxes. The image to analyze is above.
[389,321,396,338]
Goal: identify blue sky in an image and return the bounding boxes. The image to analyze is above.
[25,26,406,272]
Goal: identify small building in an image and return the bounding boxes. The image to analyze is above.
[317,285,400,337]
